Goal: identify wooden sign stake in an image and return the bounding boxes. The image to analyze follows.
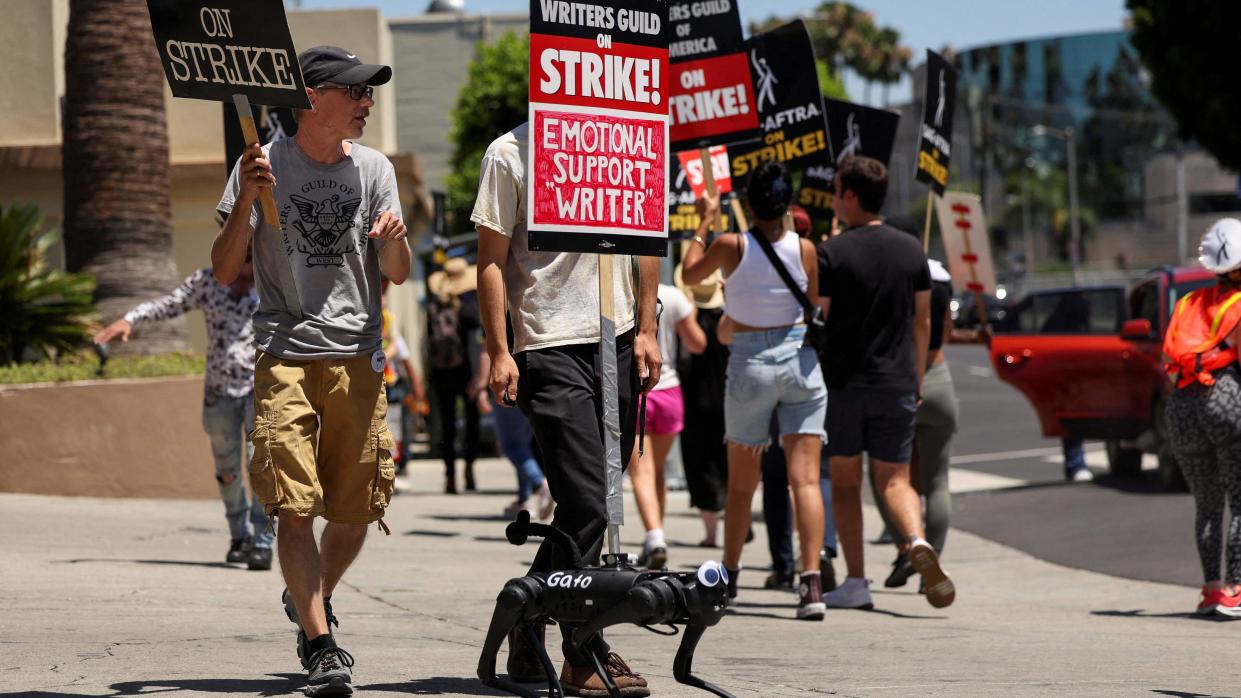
[698,148,723,235]
[232,93,302,318]
[922,190,934,253]
[598,254,624,556]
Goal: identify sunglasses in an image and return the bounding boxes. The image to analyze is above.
[315,83,374,101]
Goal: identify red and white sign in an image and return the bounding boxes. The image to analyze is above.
[527,0,669,256]
[676,146,732,198]
[669,53,758,151]
[934,191,997,295]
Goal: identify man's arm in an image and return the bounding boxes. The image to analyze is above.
[913,289,932,394]
[635,256,662,392]
[477,225,519,404]
[212,143,270,284]
[370,211,411,283]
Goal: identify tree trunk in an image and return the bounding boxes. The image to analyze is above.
[63,0,188,356]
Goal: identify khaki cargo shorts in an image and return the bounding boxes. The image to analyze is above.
[249,350,396,530]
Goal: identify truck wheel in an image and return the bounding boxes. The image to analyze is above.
[1105,440,1143,477]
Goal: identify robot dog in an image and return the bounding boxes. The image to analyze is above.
[477,510,735,698]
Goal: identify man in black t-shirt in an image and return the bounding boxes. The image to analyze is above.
[817,156,955,610]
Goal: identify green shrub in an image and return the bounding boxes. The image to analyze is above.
[0,351,204,385]
[0,203,97,363]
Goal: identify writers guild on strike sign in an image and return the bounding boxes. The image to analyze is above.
[532,112,666,231]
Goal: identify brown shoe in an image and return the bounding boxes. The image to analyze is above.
[506,624,546,683]
[560,652,650,697]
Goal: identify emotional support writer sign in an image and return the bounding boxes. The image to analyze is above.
[527,0,670,257]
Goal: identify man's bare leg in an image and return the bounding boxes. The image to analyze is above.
[871,459,925,545]
[321,522,368,599]
[278,512,329,639]
[829,455,865,579]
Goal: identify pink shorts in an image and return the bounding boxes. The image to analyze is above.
[642,385,685,435]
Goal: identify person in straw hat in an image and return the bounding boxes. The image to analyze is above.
[426,257,481,494]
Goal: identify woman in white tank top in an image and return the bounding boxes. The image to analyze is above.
[680,161,829,621]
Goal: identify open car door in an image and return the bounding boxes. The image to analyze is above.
[989,286,1151,440]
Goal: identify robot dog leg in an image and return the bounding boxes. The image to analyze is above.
[478,511,735,697]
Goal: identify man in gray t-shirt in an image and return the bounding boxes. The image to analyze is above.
[211,45,410,693]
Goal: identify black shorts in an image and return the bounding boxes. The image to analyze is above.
[825,387,917,463]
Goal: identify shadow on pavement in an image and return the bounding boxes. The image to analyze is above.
[403,529,460,538]
[1090,608,1233,621]
[58,558,239,570]
[1,673,308,697]
[1150,691,1237,697]
[428,514,510,523]
[360,676,509,695]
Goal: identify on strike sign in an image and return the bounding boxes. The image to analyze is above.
[668,0,758,153]
[528,0,670,257]
[916,49,958,196]
[676,146,732,198]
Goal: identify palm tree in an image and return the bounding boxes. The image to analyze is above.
[62,0,187,355]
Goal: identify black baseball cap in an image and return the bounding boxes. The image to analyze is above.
[298,46,392,88]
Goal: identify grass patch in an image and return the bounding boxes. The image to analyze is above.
[0,351,205,385]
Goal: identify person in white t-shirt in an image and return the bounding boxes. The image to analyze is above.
[630,283,706,570]
[471,123,661,695]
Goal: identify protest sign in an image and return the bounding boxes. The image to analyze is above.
[728,20,829,180]
[935,192,997,298]
[668,0,759,153]
[798,98,901,221]
[222,104,297,177]
[148,0,308,316]
[915,49,958,197]
[677,146,732,198]
[527,0,670,257]
[668,155,733,239]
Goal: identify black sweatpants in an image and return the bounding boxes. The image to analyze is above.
[430,364,479,470]
[516,329,639,663]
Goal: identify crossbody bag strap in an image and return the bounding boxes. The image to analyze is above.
[749,228,815,315]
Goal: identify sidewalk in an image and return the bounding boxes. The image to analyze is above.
[2,457,1235,697]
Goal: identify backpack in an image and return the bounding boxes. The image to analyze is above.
[427,296,465,370]
[1163,285,1241,388]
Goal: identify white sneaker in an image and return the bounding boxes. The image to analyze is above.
[1070,468,1095,483]
[823,576,873,610]
[531,481,555,520]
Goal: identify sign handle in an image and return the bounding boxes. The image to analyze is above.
[232,94,280,227]
[959,219,991,332]
[598,254,624,557]
[698,148,724,236]
[231,93,302,319]
[922,190,935,253]
[729,197,749,233]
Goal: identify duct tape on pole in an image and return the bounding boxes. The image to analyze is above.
[147,0,309,317]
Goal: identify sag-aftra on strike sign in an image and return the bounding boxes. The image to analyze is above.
[527,0,670,257]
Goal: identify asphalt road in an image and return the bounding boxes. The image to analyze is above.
[942,345,1202,588]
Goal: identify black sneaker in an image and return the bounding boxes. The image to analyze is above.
[305,646,354,696]
[247,546,273,571]
[763,571,794,590]
[725,567,739,606]
[819,551,838,593]
[226,536,252,564]
[638,546,668,570]
[884,551,916,589]
[283,589,339,669]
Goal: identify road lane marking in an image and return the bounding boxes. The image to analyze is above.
[968,365,992,378]
[950,469,1031,493]
[951,446,1072,465]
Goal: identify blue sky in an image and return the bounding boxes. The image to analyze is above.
[293,0,1128,103]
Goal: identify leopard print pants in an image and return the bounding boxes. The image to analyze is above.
[1165,367,1241,585]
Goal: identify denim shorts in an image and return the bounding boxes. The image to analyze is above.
[724,325,827,447]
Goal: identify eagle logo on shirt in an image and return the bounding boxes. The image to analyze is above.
[289,194,363,268]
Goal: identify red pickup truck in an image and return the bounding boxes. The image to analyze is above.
[989,266,1217,489]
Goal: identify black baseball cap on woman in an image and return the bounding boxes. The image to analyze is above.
[298,46,392,87]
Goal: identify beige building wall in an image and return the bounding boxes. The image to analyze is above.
[0,4,424,359]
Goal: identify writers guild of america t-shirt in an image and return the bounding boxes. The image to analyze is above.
[817,223,931,392]
[218,138,402,360]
